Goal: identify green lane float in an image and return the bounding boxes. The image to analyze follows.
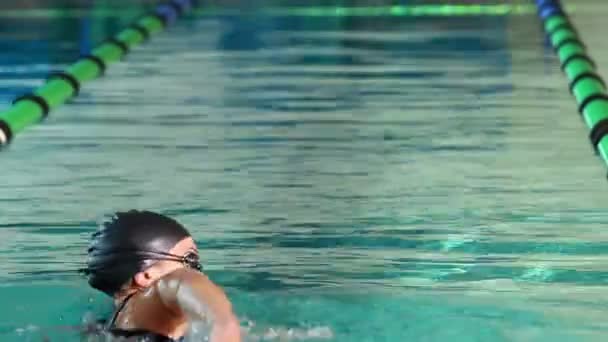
[536,0,608,169]
[0,0,195,148]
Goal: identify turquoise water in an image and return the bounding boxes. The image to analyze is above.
[2,1,608,341]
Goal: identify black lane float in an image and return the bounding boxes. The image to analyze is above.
[0,0,196,147]
[536,0,608,171]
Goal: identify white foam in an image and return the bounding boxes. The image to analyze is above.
[182,320,334,342]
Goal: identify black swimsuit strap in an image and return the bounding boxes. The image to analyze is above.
[106,292,182,342]
[108,292,137,329]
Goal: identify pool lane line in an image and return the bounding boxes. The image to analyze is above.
[0,4,572,19]
[0,0,196,148]
[251,4,543,17]
[535,0,608,170]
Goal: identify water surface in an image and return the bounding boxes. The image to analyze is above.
[2,1,608,341]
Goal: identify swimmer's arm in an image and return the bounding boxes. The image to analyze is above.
[157,269,241,342]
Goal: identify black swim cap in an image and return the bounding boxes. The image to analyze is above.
[86,210,191,296]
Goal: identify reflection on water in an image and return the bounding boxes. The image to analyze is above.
[2,1,608,341]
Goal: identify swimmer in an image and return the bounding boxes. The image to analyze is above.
[83,210,241,342]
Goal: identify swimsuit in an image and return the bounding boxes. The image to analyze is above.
[107,293,184,342]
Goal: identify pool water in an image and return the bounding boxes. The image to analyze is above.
[2,1,608,341]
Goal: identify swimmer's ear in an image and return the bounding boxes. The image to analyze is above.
[133,270,157,289]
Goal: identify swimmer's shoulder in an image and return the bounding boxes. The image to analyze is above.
[153,269,215,310]
[157,268,220,292]
[155,268,236,322]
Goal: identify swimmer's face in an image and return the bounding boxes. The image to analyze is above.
[131,237,200,289]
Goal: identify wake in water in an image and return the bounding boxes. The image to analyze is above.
[185,320,333,342]
[11,314,334,342]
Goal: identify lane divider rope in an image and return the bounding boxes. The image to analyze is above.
[535,0,608,168]
[0,0,196,148]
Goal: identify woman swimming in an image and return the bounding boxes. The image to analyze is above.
[84,210,241,342]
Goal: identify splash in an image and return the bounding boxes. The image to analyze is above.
[184,319,333,341]
[8,314,334,342]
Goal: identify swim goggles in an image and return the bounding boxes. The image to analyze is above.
[81,250,203,274]
[142,250,203,272]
